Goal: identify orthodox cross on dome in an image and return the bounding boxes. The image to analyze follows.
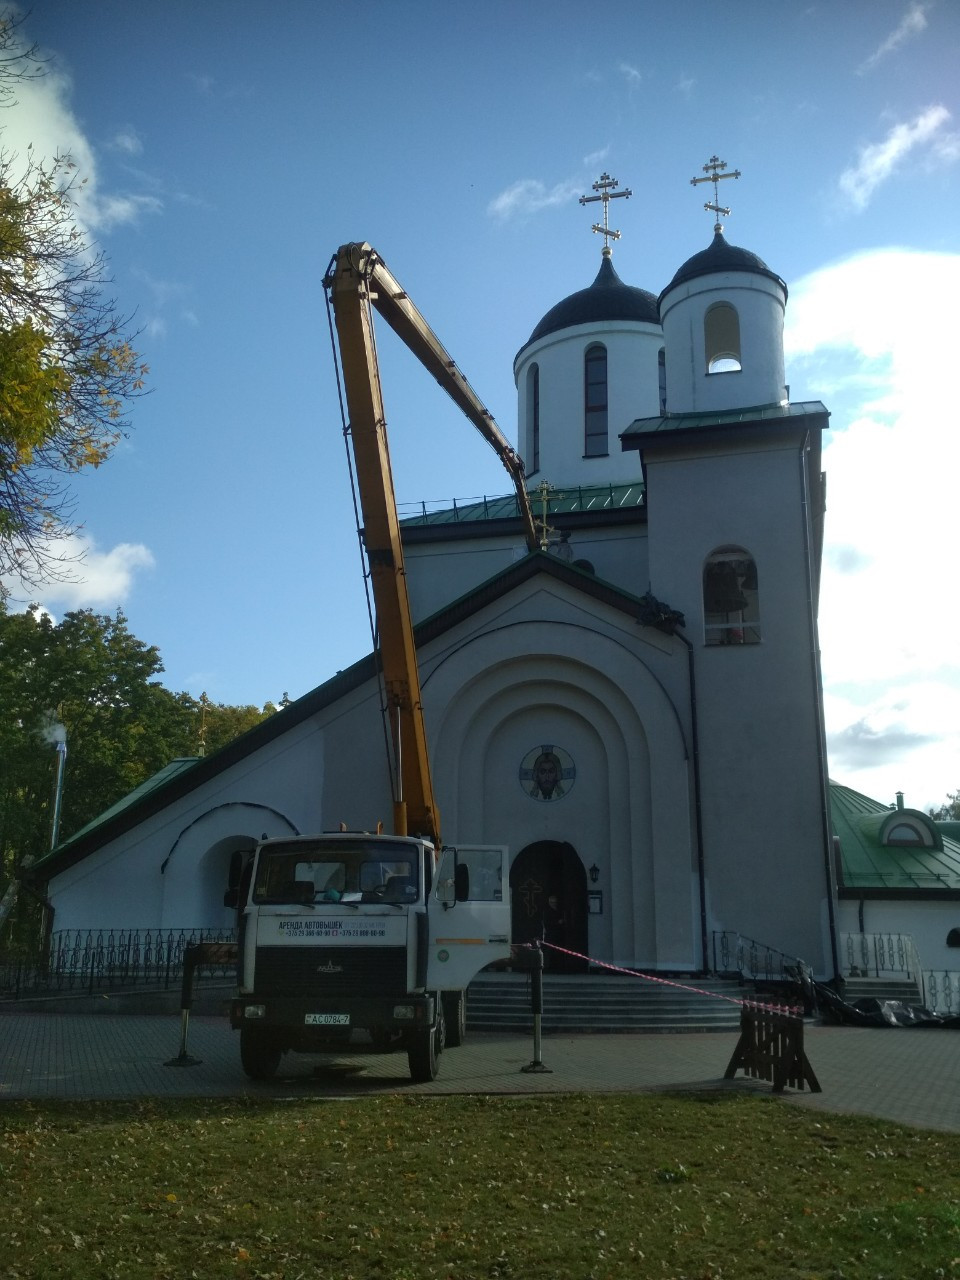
[579,172,632,256]
[533,478,563,550]
[690,154,741,233]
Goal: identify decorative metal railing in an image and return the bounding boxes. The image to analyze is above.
[0,927,238,1001]
[839,931,921,980]
[921,970,960,1016]
[711,931,810,984]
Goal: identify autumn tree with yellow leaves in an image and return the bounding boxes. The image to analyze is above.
[0,12,147,587]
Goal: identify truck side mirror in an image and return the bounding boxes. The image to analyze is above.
[223,887,240,909]
[454,862,470,902]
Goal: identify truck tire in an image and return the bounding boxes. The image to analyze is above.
[240,1029,281,1081]
[407,1000,444,1082]
[442,990,466,1047]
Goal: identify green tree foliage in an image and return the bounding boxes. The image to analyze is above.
[929,791,960,822]
[0,604,191,898]
[0,13,147,585]
[199,697,278,758]
[0,602,279,903]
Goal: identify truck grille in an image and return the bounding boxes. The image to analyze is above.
[255,945,408,996]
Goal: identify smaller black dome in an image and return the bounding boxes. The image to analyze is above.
[661,229,787,302]
[517,255,659,361]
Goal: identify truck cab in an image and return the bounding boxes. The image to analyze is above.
[230,833,511,1081]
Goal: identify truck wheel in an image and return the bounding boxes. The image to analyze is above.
[240,1029,281,1081]
[442,990,466,1047]
[407,1001,444,1082]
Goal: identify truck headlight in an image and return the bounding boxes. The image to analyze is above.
[392,1004,416,1020]
[243,1004,267,1019]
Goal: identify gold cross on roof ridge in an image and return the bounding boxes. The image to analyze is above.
[579,172,632,256]
[690,154,741,233]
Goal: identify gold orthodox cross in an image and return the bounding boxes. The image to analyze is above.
[579,172,632,255]
[690,155,741,232]
[534,478,563,550]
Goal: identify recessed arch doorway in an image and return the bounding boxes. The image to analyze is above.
[510,841,588,972]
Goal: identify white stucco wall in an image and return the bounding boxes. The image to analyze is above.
[47,716,331,933]
[403,524,651,623]
[514,321,661,489]
[837,898,960,975]
[45,572,700,970]
[642,428,835,975]
[421,581,698,969]
[660,272,787,413]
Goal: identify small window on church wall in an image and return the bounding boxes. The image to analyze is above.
[528,364,540,474]
[705,303,741,374]
[658,347,666,413]
[584,343,608,457]
[703,549,760,645]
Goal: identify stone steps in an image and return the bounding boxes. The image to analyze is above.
[466,971,744,1033]
[841,976,924,1005]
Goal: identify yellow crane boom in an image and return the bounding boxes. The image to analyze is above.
[324,243,537,845]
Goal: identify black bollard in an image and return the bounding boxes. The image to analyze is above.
[521,942,552,1074]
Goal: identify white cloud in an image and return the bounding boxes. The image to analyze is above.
[838,105,958,210]
[583,146,610,170]
[108,127,143,156]
[619,62,642,88]
[858,2,928,74]
[487,177,582,222]
[3,535,155,611]
[785,247,960,810]
[2,32,160,234]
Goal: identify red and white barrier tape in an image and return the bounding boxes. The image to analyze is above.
[528,941,803,1017]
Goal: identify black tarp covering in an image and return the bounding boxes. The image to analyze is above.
[815,983,960,1029]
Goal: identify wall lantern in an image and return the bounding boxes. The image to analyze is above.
[589,864,600,884]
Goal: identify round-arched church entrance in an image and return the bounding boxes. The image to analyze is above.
[509,841,588,972]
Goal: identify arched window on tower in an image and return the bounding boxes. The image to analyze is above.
[658,347,667,413]
[528,363,540,475]
[584,343,608,456]
[704,303,742,374]
[703,548,760,645]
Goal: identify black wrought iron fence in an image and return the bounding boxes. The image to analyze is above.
[0,927,238,1001]
[712,930,810,984]
[922,970,960,1016]
[839,931,919,980]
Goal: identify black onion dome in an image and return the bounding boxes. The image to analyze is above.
[661,229,787,302]
[517,255,659,361]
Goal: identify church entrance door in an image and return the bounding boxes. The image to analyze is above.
[509,841,588,972]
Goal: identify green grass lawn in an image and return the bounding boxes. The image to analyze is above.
[1,1092,958,1279]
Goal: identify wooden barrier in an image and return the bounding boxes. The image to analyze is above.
[724,1003,821,1093]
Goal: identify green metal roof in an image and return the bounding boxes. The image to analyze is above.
[399,482,645,528]
[830,781,960,895]
[31,758,200,872]
[621,400,829,443]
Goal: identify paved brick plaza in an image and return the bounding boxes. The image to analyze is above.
[2,1012,959,1133]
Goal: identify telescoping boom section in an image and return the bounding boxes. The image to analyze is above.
[324,243,538,844]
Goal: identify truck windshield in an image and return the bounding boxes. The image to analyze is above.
[252,840,420,905]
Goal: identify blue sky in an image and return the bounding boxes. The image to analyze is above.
[5,0,960,810]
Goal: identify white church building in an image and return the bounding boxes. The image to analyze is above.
[33,173,849,980]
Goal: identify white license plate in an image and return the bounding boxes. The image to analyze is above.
[305,1013,350,1026]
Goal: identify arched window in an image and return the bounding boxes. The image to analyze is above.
[705,303,741,373]
[584,343,608,457]
[886,821,934,848]
[528,363,540,474]
[703,548,760,645]
[658,347,666,413]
